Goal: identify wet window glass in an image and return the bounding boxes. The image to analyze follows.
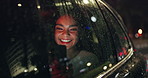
[100,3,130,61]
[1,0,125,78]
[45,0,117,77]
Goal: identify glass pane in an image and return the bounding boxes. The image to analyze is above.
[100,3,130,61]
[46,0,116,77]
[2,0,118,78]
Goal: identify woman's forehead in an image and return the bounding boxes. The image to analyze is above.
[56,15,77,25]
[55,24,78,28]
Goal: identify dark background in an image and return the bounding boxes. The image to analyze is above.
[105,1,148,76]
[105,0,148,37]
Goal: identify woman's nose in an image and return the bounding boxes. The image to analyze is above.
[62,30,70,36]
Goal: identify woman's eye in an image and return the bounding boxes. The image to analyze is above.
[56,27,63,31]
[70,28,78,31]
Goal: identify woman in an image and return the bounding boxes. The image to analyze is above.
[53,15,99,77]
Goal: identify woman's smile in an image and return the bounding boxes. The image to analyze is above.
[60,39,72,43]
[55,15,78,49]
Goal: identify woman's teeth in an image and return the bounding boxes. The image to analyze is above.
[61,39,71,42]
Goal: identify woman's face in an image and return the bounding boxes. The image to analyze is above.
[54,15,78,49]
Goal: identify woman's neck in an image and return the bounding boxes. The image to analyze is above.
[67,46,79,59]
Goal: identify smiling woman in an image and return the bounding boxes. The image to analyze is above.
[51,15,99,77]
[54,15,78,51]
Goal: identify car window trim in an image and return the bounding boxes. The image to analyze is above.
[96,47,134,78]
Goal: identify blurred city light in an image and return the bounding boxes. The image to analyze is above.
[138,29,143,35]
[34,68,38,71]
[37,5,41,9]
[109,64,112,67]
[83,0,89,4]
[135,28,143,38]
[103,66,107,70]
[91,16,97,22]
[87,62,92,66]
[17,3,22,7]
[24,69,28,73]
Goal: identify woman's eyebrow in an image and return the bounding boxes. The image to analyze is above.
[55,24,78,27]
[56,24,64,26]
[69,25,78,27]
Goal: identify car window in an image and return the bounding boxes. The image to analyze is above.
[2,0,130,78]
[46,0,117,77]
[99,3,130,61]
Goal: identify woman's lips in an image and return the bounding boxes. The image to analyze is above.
[60,39,72,44]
